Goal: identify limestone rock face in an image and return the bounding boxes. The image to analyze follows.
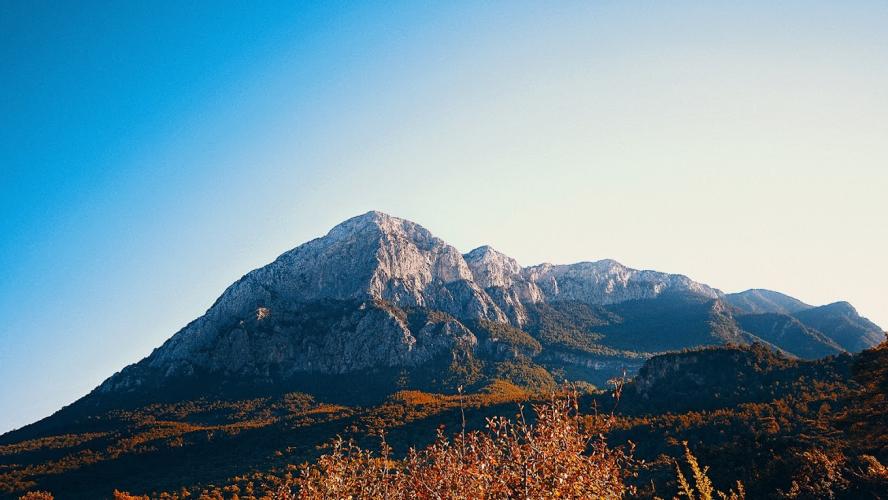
[207,211,503,319]
[145,212,504,371]
[521,260,721,305]
[100,299,478,393]
[464,246,543,325]
[463,247,721,325]
[464,246,523,289]
[464,248,721,307]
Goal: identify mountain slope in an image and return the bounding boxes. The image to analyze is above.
[725,289,812,314]
[620,343,853,414]
[607,343,888,499]
[735,312,845,359]
[793,302,885,352]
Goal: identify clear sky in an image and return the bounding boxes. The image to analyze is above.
[1,1,886,433]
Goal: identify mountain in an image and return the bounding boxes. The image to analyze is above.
[735,313,845,360]
[793,301,886,353]
[2,211,885,498]
[91,211,882,403]
[91,211,736,401]
[725,288,812,315]
[725,290,884,355]
[13,210,886,409]
[97,212,501,398]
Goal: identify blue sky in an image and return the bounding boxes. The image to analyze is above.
[2,1,887,433]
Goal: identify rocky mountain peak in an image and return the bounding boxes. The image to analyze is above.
[520,259,721,305]
[464,245,522,289]
[327,211,434,246]
[320,210,478,292]
[590,258,626,270]
[249,210,485,307]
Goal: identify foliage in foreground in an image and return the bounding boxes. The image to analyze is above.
[671,442,744,500]
[19,341,888,498]
[19,391,751,499]
[286,390,635,498]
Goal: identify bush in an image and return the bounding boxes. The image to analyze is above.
[285,391,635,498]
[672,442,744,500]
[18,492,54,500]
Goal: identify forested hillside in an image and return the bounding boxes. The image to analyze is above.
[4,343,887,499]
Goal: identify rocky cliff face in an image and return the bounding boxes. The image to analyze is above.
[101,212,509,392]
[463,246,722,306]
[524,260,721,304]
[462,245,722,326]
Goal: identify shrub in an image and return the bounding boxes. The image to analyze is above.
[285,391,635,498]
[18,492,54,500]
[672,442,744,500]
[112,490,149,500]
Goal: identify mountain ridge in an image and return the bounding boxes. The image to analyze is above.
[89,211,884,403]
[94,212,739,395]
[725,288,812,314]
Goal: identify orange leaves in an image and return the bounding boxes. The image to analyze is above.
[288,391,635,499]
[17,492,54,500]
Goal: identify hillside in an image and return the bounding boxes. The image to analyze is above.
[607,342,888,498]
[793,302,886,352]
[725,289,812,315]
[5,344,886,498]
[735,313,845,360]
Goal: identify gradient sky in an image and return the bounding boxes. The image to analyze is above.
[2,1,887,433]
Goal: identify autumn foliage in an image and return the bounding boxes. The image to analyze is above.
[285,390,635,499]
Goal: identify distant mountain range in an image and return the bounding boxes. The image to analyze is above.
[1,211,884,498]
